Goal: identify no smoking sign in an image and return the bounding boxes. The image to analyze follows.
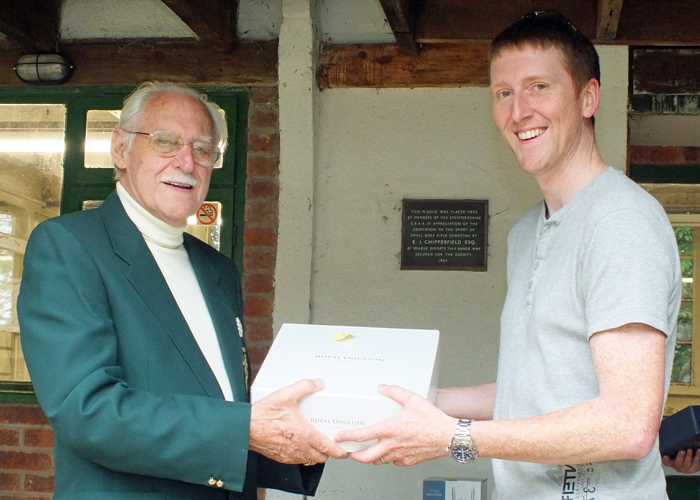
[196,203,218,225]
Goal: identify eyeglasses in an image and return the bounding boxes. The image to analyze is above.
[124,130,222,167]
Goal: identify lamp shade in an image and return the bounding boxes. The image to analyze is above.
[14,54,74,84]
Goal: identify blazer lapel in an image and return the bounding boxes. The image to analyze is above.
[185,236,248,402]
[98,192,224,399]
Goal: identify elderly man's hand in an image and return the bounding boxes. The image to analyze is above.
[663,449,700,474]
[334,384,456,466]
[249,379,349,465]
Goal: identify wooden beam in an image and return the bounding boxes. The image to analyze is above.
[416,0,598,43]
[160,0,236,48]
[317,42,490,89]
[0,41,277,87]
[0,0,61,52]
[615,0,700,45]
[413,0,700,45]
[633,49,700,95]
[377,0,419,56]
[596,0,624,40]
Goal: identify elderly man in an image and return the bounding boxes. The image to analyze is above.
[18,82,347,500]
[336,11,681,499]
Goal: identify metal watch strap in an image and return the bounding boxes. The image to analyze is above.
[447,418,477,464]
[455,419,472,439]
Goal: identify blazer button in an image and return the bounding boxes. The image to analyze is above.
[216,480,225,488]
[208,478,216,486]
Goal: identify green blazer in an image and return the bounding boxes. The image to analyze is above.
[18,192,322,500]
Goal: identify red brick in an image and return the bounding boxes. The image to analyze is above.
[0,472,20,491]
[242,274,274,294]
[0,496,50,500]
[245,203,277,223]
[246,180,278,200]
[0,406,47,426]
[248,133,278,152]
[24,474,53,493]
[244,297,273,318]
[0,429,19,447]
[628,145,683,165]
[0,451,51,471]
[243,248,277,271]
[683,146,700,163]
[247,345,271,367]
[249,109,278,129]
[247,157,279,177]
[243,320,273,342]
[249,87,278,104]
[244,227,276,247]
[24,429,53,449]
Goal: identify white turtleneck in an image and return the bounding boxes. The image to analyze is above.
[116,182,234,401]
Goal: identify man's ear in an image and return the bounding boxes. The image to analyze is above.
[581,78,600,119]
[111,128,129,172]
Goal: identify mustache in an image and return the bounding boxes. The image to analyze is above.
[160,173,198,187]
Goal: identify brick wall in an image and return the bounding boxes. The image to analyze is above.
[0,405,53,499]
[0,85,282,499]
[242,86,280,377]
[629,145,700,165]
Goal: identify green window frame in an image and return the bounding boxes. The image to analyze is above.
[0,86,249,401]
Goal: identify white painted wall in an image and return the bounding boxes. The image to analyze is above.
[238,0,395,42]
[60,0,196,40]
[272,42,629,500]
[596,46,631,171]
[630,115,700,147]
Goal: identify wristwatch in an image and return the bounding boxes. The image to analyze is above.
[447,419,477,464]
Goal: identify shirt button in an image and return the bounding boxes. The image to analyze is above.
[216,480,225,488]
[208,478,216,486]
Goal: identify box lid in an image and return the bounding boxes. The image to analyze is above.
[252,323,440,399]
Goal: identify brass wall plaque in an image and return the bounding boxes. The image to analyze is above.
[401,199,488,271]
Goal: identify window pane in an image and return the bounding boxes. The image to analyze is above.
[678,302,693,341]
[82,200,103,210]
[676,227,693,255]
[672,344,692,383]
[0,104,65,382]
[682,258,694,299]
[85,109,120,169]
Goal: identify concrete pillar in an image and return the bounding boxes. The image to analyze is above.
[273,0,319,333]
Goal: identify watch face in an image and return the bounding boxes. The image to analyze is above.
[451,443,476,463]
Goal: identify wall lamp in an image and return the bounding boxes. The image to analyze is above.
[14,54,74,85]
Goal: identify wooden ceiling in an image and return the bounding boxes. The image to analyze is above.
[0,0,698,88]
[382,0,700,54]
[0,0,237,52]
[2,0,698,55]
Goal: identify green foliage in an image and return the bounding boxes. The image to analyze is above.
[672,344,692,383]
[678,306,693,324]
[676,227,693,255]
[682,258,694,278]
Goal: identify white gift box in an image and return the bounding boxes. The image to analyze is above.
[250,323,440,452]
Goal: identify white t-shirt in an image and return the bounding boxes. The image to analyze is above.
[493,167,681,500]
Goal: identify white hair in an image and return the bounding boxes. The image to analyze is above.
[113,82,228,179]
